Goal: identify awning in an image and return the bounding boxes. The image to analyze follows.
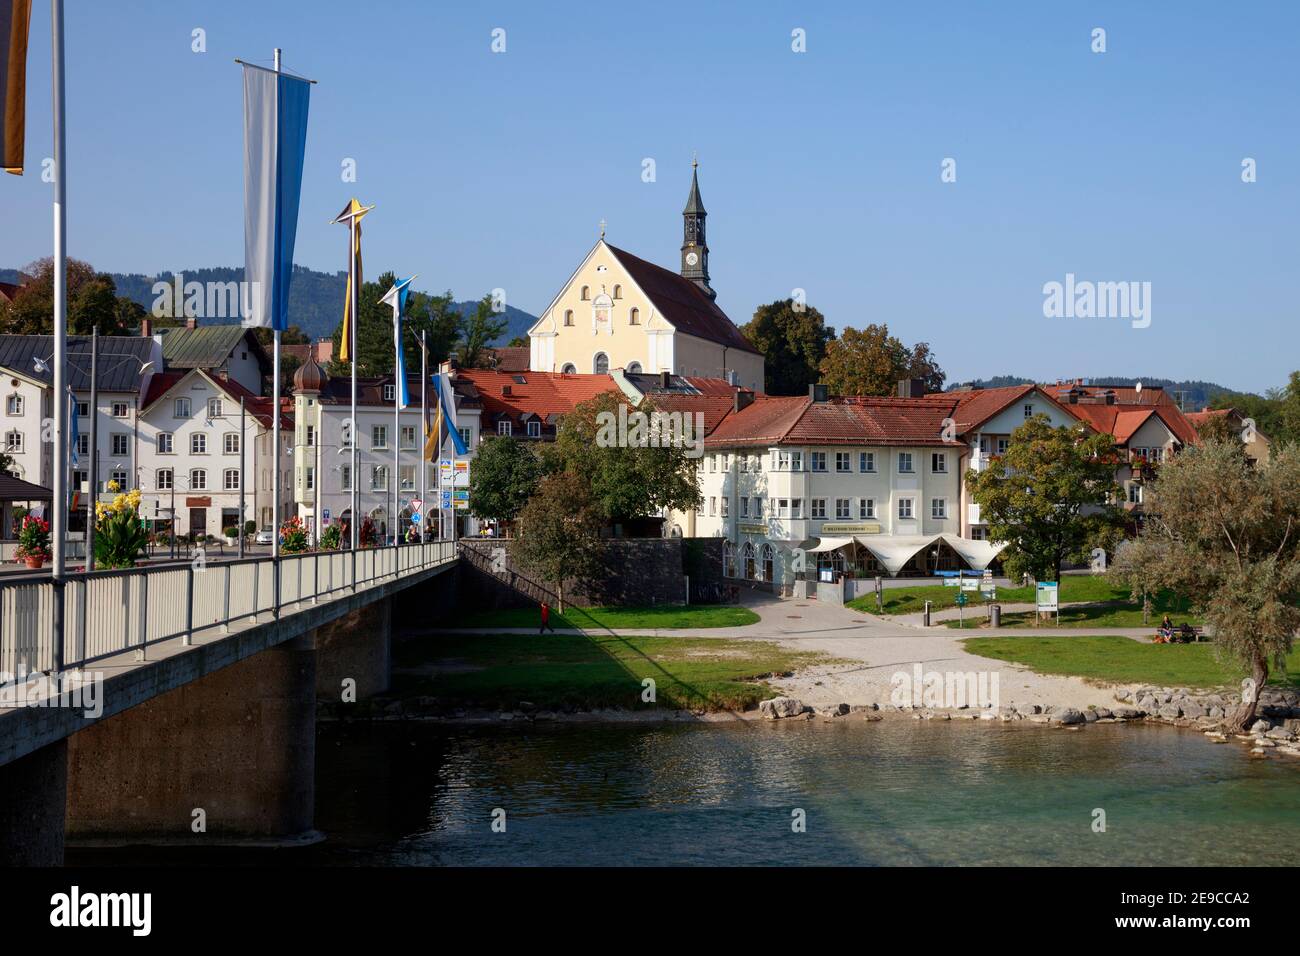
[940,533,1007,571]
[806,536,855,553]
[852,534,942,575]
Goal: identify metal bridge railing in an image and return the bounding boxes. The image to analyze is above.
[0,539,457,685]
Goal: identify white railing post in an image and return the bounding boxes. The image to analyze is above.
[222,563,231,633]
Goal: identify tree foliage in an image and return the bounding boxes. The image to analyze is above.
[965,416,1124,582]
[457,295,509,369]
[1210,371,1300,447]
[1113,441,1300,731]
[0,258,141,336]
[545,392,701,525]
[740,298,834,396]
[513,471,606,611]
[818,323,945,396]
[468,435,547,524]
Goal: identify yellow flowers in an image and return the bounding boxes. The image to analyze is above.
[95,487,142,527]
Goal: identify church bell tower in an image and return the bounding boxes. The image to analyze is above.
[681,157,715,300]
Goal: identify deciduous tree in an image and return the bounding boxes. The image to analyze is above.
[818,323,945,396]
[740,298,834,396]
[513,471,605,611]
[0,257,138,335]
[468,435,547,526]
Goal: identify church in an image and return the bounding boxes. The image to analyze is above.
[527,164,766,393]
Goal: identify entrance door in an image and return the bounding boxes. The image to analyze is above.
[189,508,207,537]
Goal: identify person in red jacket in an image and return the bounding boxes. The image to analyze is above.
[539,601,555,634]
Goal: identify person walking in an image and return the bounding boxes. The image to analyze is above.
[539,601,555,634]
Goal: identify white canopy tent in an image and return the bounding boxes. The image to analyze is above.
[803,532,1007,577]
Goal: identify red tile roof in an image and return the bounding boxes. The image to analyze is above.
[484,346,530,373]
[605,244,761,355]
[453,369,619,427]
[705,395,965,448]
[142,369,290,429]
[643,393,738,436]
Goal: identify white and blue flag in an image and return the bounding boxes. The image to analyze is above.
[380,275,416,409]
[241,62,311,331]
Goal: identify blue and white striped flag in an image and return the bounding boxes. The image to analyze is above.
[436,372,469,455]
[241,62,311,330]
[380,276,416,409]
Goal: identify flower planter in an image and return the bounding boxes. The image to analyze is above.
[25,557,44,570]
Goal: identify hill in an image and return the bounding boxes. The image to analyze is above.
[948,376,1244,409]
[1,265,537,346]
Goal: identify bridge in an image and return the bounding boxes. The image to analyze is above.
[0,540,460,865]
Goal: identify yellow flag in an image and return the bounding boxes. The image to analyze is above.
[333,198,371,363]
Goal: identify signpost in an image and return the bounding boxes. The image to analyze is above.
[955,589,968,627]
[1036,581,1059,625]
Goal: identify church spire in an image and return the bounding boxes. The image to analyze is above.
[681,155,715,299]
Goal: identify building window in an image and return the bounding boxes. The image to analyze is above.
[190,432,206,455]
[811,498,826,519]
[996,438,1009,456]
[112,433,130,456]
[932,452,947,473]
[811,452,827,472]
[628,307,639,325]
[740,497,750,518]
[401,425,416,449]
[708,496,716,516]
[340,465,352,491]
[835,498,851,519]
[791,498,803,518]
[341,421,353,449]
[527,420,541,438]
[158,432,173,454]
[720,497,729,518]
[306,466,315,491]
[626,361,642,374]
[156,468,173,490]
[1128,483,1143,504]
[497,420,512,437]
[223,469,240,491]
[174,398,191,418]
[580,286,590,301]
[111,402,128,418]
[1024,404,1034,419]
[76,400,89,417]
[459,426,472,448]
[400,465,415,490]
[383,384,395,402]
[835,452,851,472]
[931,497,947,519]
[372,425,387,449]
[898,452,914,473]
[898,498,914,519]
[5,394,23,416]
[561,362,576,373]
[613,284,622,299]
[77,433,89,456]
[189,469,207,490]
[110,469,129,488]
[859,498,875,519]
[564,310,574,327]
[593,352,609,374]
[306,424,315,447]
[224,433,240,455]
[372,465,388,490]
[4,430,22,453]
[860,451,875,472]
[970,526,987,541]
[207,398,223,419]
[72,469,87,491]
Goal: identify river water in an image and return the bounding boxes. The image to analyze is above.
[292,718,1300,866]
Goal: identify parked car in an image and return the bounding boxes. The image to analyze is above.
[254,528,275,545]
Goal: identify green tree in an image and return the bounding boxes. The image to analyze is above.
[328,270,403,376]
[468,435,547,526]
[0,450,13,477]
[0,257,138,335]
[741,298,834,396]
[818,323,945,396]
[545,392,701,525]
[507,335,528,348]
[1113,441,1300,732]
[513,470,606,611]
[457,294,508,369]
[406,288,463,369]
[966,416,1124,583]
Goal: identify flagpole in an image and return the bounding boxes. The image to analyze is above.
[393,311,400,548]
[86,327,97,573]
[420,332,427,543]
[50,0,68,678]
[349,213,359,574]
[270,46,283,618]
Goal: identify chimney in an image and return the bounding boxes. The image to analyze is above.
[809,383,829,403]
[140,317,152,337]
[734,389,754,414]
[660,370,671,390]
[896,378,926,399]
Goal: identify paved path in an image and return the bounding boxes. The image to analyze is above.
[429,592,1154,713]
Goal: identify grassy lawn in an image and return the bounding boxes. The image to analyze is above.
[849,575,1131,616]
[449,604,760,630]
[394,632,828,712]
[962,634,1300,690]
[944,590,1199,629]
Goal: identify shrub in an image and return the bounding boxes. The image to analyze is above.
[319,523,341,550]
[279,515,309,554]
[14,515,51,564]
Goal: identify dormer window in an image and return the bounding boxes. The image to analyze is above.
[527,420,541,438]
[383,383,395,402]
[498,420,512,436]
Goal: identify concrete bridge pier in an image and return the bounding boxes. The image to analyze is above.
[0,741,68,866]
[65,634,318,847]
[311,597,393,703]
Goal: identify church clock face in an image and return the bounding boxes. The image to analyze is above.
[685,252,699,266]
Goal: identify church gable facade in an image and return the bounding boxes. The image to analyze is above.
[527,167,765,393]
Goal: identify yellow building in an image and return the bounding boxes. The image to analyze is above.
[527,165,765,393]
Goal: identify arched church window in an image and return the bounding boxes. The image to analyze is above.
[760,543,775,583]
[613,284,622,299]
[722,540,736,578]
[561,363,577,374]
[564,309,574,326]
[593,353,609,374]
[580,286,590,301]
[627,362,642,374]
[628,307,639,325]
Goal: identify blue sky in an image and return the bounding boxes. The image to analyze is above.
[2,0,1296,393]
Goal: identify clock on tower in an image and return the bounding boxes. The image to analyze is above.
[680,159,715,300]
